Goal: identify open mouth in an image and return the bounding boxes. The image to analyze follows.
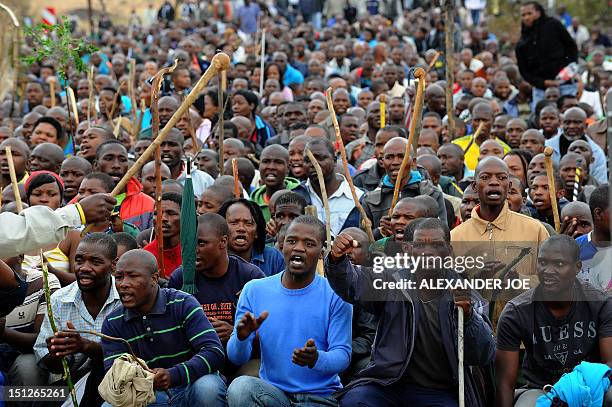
[289,254,305,267]
[394,228,405,240]
[119,292,134,302]
[77,274,95,287]
[485,190,502,200]
[161,154,173,163]
[264,173,278,182]
[533,198,546,208]
[233,235,248,246]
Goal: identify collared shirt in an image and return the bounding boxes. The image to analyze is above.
[251,246,285,277]
[305,175,364,236]
[176,162,214,198]
[101,288,224,388]
[34,278,121,371]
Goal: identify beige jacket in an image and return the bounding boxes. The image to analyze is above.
[0,205,82,258]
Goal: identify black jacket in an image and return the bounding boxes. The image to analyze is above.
[516,15,578,89]
[353,165,385,192]
[326,256,495,406]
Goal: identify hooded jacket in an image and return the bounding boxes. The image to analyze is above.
[118,177,155,231]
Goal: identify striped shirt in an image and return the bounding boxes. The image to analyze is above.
[101,288,224,388]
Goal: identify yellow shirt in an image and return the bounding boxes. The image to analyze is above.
[452,136,511,170]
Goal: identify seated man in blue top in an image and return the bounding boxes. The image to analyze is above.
[101,249,226,407]
[226,215,352,406]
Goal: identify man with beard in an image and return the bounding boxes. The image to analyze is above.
[294,138,364,236]
[495,235,612,407]
[251,145,299,222]
[545,107,608,184]
[226,216,352,406]
[34,234,121,406]
[79,125,115,164]
[29,143,64,173]
[139,160,171,199]
[354,126,405,192]
[102,249,227,406]
[161,128,214,197]
[95,140,154,230]
[363,137,446,237]
[287,135,311,181]
[59,156,92,204]
[144,192,182,278]
[327,218,494,406]
[354,101,382,168]
[168,214,264,370]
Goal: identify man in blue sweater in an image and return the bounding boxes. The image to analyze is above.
[101,250,226,406]
[226,215,352,406]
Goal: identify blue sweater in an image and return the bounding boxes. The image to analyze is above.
[227,272,352,395]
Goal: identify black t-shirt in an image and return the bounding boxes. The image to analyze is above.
[497,280,612,387]
[168,255,265,326]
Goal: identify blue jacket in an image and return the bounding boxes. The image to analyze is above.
[253,115,276,147]
[545,134,608,184]
[325,256,495,406]
[536,361,611,407]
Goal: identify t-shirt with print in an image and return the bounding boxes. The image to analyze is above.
[168,255,265,326]
[576,232,612,290]
[497,279,612,387]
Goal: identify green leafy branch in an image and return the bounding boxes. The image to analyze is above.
[22,18,97,81]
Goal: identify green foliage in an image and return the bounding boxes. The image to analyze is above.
[22,18,97,81]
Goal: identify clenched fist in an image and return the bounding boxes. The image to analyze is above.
[330,232,359,261]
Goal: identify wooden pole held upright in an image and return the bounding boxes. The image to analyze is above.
[232,158,241,198]
[306,148,332,256]
[544,146,561,232]
[5,146,23,213]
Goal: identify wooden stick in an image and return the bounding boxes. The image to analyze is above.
[128,58,137,145]
[50,80,56,107]
[113,117,122,138]
[218,71,227,176]
[108,80,126,120]
[87,65,96,124]
[458,306,465,407]
[325,87,375,243]
[67,86,79,130]
[109,54,230,196]
[232,158,241,198]
[544,146,561,232]
[380,94,387,129]
[388,68,426,216]
[133,98,146,141]
[426,51,441,74]
[259,29,266,97]
[462,122,484,155]
[40,253,78,407]
[306,148,332,255]
[445,1,455,141]
[5,147,23,213]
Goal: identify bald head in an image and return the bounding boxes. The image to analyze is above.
[479,139,505,160]
[117,249,158,275]
[261,144,289,162]
[475,156,509,177]
[30,143,65,172]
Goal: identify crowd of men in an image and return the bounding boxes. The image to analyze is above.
[0,0,611,406]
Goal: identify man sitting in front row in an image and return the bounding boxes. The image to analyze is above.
[101,249,226,406]
[496,235,612,407]
[226,216,352,406]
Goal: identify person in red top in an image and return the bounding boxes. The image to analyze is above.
[94,140,154,231]
[143,192,182,278]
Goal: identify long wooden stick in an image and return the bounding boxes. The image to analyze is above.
[380,94,387,129]
[306,148,332,255]
[5,146,23,213]
[544,147,561,232]
[109,54,230,196]
[462,122,484,155]
[133,98,146,141]
[426,51,441,74]
[40,253,78,407]
[128,58,137,145]
[50,80,56,107]
[325,87,374,243]
[150,61,177,278]
[259,29,266,97]
[445,1,455,141]
[458,306,465,407]
[67,86,79,130]
[218,71,227,176]
[87,65,96,124]
[108,80,126,120]
[232,158,240,198]
[388,68,426,216]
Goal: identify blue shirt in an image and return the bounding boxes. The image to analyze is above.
[251,246,285,277]
[236,3,260,34]
[283,64,305,86]
[227,272,352,395]
[101,288,224,388]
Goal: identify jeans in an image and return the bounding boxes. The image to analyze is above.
[470,9,482,26]
[227,376,338,406]
[532,82,577,110]
[339,382,458,407]
[102,373,227,407]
